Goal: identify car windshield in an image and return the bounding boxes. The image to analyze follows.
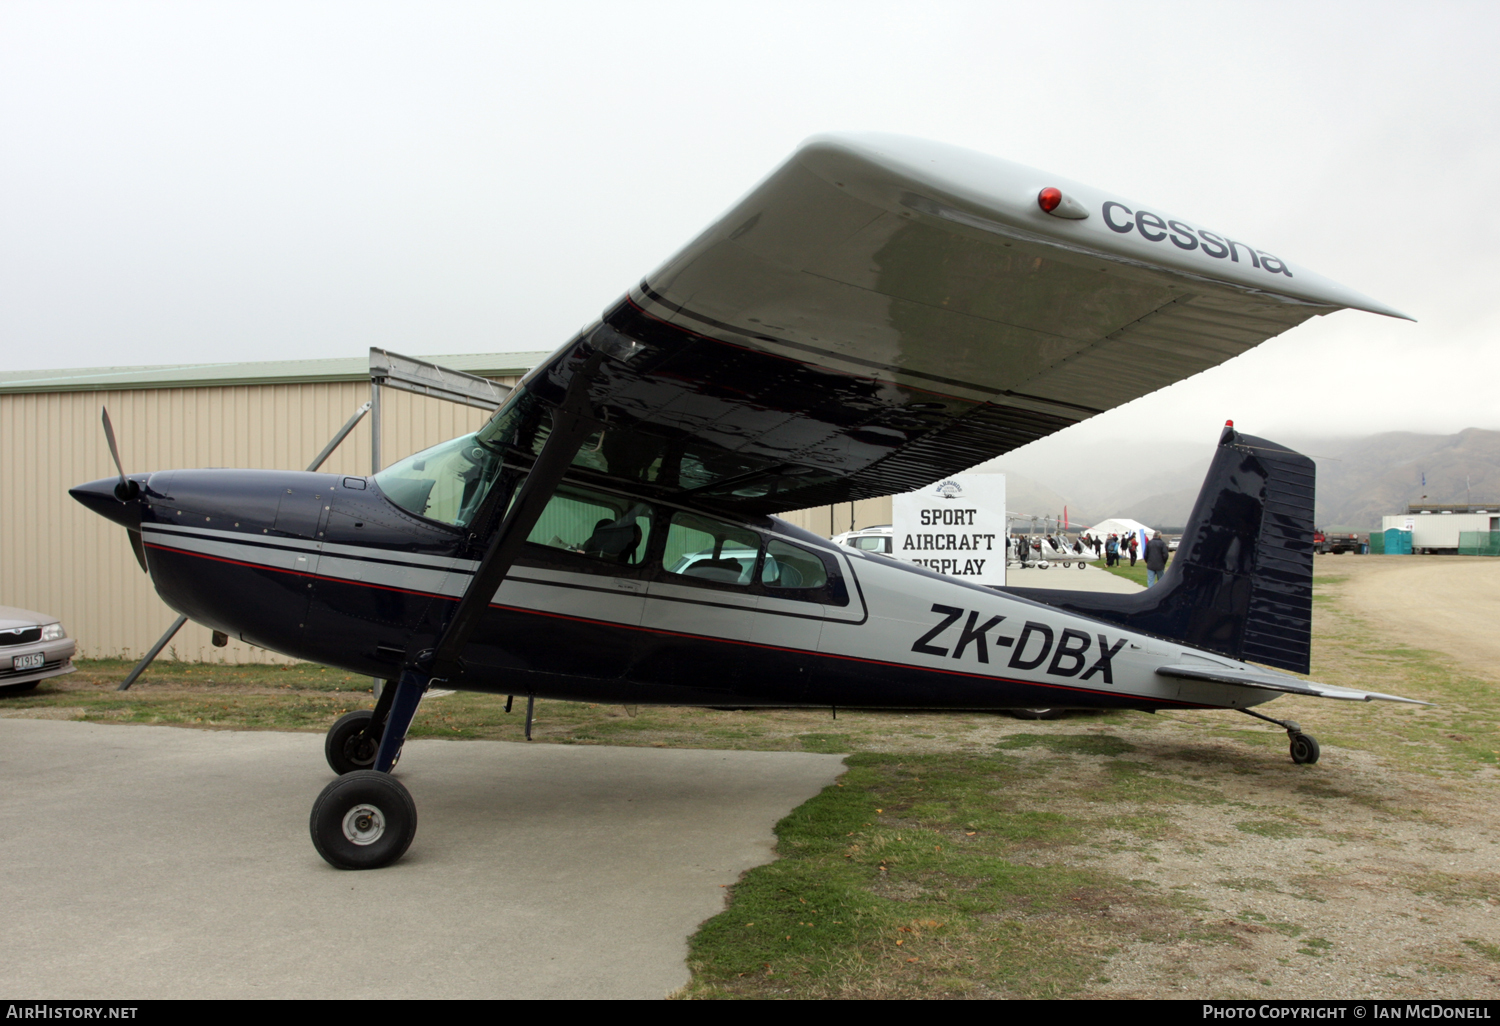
[372,433,504,527]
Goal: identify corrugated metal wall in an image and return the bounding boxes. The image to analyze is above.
[0,379,514,663]
[778,496,892,539]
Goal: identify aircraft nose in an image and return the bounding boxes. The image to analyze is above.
[69,476,145,529]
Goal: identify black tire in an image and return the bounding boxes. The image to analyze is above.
[309,770,417,870]
[1009,708,1068,720]
[1078,561,1087,570]
[1290,733,1321,765]
[0,681,39,697]
[325,709,380,775]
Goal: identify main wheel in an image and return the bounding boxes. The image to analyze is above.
[310,770,417,870]
[325,710,379,775]
[1078,561,1087,570]
[1289,733,1321,765]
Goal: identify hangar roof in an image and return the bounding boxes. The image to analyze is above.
[0,351,550,395]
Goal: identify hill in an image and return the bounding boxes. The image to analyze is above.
[986,429,1500,532]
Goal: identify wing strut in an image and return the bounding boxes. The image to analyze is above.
[371,349,604,773]
[309,349,604,869]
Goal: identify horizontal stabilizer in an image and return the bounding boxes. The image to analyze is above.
[1155,663,1430,705]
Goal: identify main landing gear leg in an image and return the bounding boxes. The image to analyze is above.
[1239,707,1321,765]
[310,668,430,870]
[307,347,605,871]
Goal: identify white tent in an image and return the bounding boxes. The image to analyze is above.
[1081,518,1155,553]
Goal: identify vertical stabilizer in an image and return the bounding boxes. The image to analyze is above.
[1006,426,1316,673]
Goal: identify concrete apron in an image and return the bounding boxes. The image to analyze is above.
[0,719,844,999]
[1003,563,1144,593]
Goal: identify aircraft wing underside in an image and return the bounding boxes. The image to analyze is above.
[507,134,1404,515]
[1155,663,1429,705]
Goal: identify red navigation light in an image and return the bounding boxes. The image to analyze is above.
[1038,187,1062,213]
[1225,419,1235,427]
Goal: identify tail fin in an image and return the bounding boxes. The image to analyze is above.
[1007,424,1315,673]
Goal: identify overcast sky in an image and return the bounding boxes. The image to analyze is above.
[3,1,1496,446]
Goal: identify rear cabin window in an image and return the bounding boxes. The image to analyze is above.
[663,513,761,586]
[661,514,848,607]
[761,539,828,590]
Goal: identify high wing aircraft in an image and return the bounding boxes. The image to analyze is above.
[70,134,1423,871]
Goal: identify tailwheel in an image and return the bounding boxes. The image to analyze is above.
[325,709,378,775]
[1289,732,1321,765]
[1240,708,1323,766]
[310,770,417,870]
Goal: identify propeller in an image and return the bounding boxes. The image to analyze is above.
[100,407,149,573]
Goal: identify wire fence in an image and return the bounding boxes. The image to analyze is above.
[1458,531,1500,556]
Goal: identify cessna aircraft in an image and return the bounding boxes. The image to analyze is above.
[70,134,1423,871]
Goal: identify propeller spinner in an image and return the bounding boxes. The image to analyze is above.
[69,408,150,573]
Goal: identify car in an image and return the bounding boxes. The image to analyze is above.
[0,606,77,695]
[667,546,761,584]
[831,525,893,554]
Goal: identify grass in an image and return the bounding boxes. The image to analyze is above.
[678,752,1165,999]
[1099,561,1152,587]
[8,660,1166,753]
[6,561,1500,998]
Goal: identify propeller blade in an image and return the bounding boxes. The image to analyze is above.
[101,407,126,483]
[129,530,149,574]
[101,407,139,501]
[98,407,146,571]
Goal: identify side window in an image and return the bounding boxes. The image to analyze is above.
[663,512,761,586]
[525,485,652,570]
[761,539,828,590]
[852,536,885,552]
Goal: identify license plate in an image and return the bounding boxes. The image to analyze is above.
[12,653,44,671]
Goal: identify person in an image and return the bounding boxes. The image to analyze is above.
[1144,530,1169,587]
[1104,534,1118,567]
[1128,533,1139,567]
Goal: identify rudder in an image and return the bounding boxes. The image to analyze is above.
[1006,424,1315,673]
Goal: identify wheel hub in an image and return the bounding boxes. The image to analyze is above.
[342,803,386,845]
[343,735,377,766]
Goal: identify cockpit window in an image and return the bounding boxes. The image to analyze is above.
[373,433,503,527]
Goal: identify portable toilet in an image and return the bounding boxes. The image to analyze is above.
[1383,528,1412,555]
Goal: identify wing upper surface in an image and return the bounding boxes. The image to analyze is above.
[501,134,1404,515]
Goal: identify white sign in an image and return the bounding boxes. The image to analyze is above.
[892,474,1007,586]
